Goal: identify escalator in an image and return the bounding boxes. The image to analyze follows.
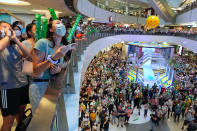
[147,0,176,23]
[138,53,163,67]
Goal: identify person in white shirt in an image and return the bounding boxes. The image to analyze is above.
[162,104,168,120]
[166,99,172,118]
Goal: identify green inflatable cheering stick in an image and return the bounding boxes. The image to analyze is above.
[35,14,42,41]
[48,8,58,20]
[67,14,82,43]
[42,18,48,38]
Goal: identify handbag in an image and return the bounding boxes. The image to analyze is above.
[22,43,48,78]
[15,108,33,131]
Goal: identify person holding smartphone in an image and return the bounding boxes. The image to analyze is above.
[30,20,76,113]
[0,21,31,131]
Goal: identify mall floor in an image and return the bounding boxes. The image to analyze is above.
[108,116,184,131]
[0,111,186,131]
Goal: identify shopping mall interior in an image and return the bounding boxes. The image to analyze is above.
[0,0,197,131]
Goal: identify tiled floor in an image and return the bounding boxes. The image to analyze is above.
[109,116,185,131]
[128,105,151,124]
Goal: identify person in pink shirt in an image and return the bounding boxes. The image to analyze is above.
[87,85,92,96]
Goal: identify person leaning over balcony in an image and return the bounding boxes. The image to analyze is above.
[30,20,76,113]
[0,21,31,131]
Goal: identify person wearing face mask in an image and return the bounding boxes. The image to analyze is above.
[182,107,195,130]
[0,21,31,131]
[90,110,96,130]
[12,25,23,42]
[174,103,181,122]
[30,20,76,113]
[92,122,98,131]
[150,111,158,131]
[12,21,27,40]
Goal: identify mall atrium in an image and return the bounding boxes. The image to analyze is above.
[0,0,197,131]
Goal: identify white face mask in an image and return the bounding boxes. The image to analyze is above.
[14,30,21,37]
[56,23,66,36]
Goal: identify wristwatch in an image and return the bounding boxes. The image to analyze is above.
[47,55,59,65]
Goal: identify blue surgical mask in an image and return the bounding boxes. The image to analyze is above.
[56,23,66,36]
[14,30,21,37]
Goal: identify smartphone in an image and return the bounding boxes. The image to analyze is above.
[0,30,5,38]
[0,30,12,38]
[70,44,75,49]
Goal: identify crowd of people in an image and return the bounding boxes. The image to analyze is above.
[0,18,77,131]
[177,0,197,14]
[69,22,197,41]
[79,46,128,131]
[78,44,197,131]
[171,54,197,130]
[1,15,197,131]
[90,25,197,41]
[173,55,197,100]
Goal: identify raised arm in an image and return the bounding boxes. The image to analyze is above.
[10,29,31,58]
[0,29,12,52]
[32,49,52,75]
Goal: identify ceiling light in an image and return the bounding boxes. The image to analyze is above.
[0,0,30,5]
[31,10,62,14]
[171,7,183,10]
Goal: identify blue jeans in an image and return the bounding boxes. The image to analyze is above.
[29,82,48,113]
[151,121,156,131]
[112,115,116,124]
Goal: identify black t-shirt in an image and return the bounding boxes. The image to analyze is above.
[143,89,148,97]
[104,120,110,129]
[151,114,158,123]
[149,91,153,98]
[134,97,140,105]
[159,98,164,105]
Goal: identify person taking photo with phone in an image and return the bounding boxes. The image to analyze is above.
[30,20,76,113]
